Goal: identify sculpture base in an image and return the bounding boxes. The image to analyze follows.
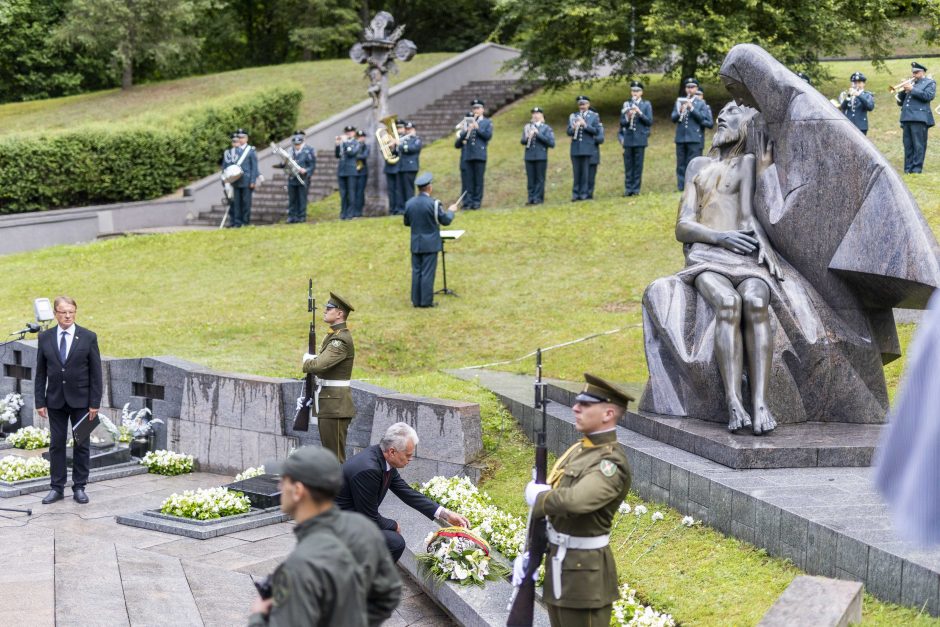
[622,411,883,469]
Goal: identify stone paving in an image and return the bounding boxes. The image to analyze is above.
[0,471,454,626]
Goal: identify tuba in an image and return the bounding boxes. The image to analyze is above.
[375,115,401,165]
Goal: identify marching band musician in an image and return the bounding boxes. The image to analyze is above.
[229,128,259,227]
[335,125,361,220]
[521,106,555,205]
[587,113,604,200]
[618,81,653,196]
[897,61,936,174]
[273,130,316,224]
[839,72,875,136]
[220,132,240,226]
[455,99,492,209]
[354,129,370,218]
[567,95,602,202]
[398,121,422,209]
[671,78,713,192]
[456,111,472,207]
[385,120,405,215]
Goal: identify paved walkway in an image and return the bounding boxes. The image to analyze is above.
[0,472,453,626]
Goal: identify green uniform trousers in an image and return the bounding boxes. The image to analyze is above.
[318,417,352,463]
[548,604,611,627]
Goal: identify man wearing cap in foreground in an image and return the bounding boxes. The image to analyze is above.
[302,293,356,462]
[839,72,875,136]
[354,129,370,218]
[397,121,422,208]
[402,172,460,308]
[567,95,602,201]
[275,130,316,223]
[671,78,713,191]
[335,125,362,219]
[518,373,633,627]
[336,422,470,562]
[619,81,653,196]
[896,61,936,174]
[521,106,555,205]
[456,99,493,209]
[250,447,399,626]
[229,128,259,227]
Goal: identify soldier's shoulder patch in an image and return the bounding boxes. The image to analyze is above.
[599,459,617,477]
[330,339,343,348]
[272,567,291,607]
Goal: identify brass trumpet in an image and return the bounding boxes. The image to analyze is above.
[889,77,915,93]
[375,114,401,165]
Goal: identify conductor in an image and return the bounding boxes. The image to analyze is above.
[403,172,460,308]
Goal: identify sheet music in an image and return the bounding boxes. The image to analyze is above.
[440,230,465,240]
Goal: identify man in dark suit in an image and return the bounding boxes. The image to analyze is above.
[34,296,102,505]
[897,61,936,174]
[403,172,459,308]
[336,422,470,561]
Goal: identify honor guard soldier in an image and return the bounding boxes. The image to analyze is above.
[301,293,356,462]
[838,72,875,136]
[897,61,936,174]
[403,172,459,308]
[587,113,604,200]
[671,78,713,191]
[568,95,602,201]
[385,120,405,215]
[276,130,316,223]
[229,128,259,227]
[250,447,368,627]
[354,129,370,218]
[335,125,361,220]
[455,99,492,209]
[523,373,632,627]
[521,106,555,205]
[619,81,653,196]
[398,121,422,208]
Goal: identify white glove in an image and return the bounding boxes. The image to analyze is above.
[524,480,551,506]
[301,353,316,366]
[512,552,539,586]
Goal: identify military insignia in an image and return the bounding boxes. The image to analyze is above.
[272,568,290,607]
[331,339,343,348]
[599,460,617,477]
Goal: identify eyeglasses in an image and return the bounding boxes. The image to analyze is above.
[55,310,75,317]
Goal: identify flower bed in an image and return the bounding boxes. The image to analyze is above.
[5,426,51,449]
[0,455,51,482]
[140,449,194,476]
[159,487,251,520]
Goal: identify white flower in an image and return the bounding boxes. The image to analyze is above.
[681,515,695,527]
[0,455,51,482]
[5,426,51,449]
[633,504,648,516]
[618,502,631,514]
[651,511,664,522]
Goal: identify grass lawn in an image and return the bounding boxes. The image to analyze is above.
[1,57,938,625]
[0,53,453,137]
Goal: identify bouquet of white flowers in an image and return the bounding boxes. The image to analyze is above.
[160,487,251,520]
[234,465,265,482]
[0,455,51,482]
[121,403,164,438]
[611,583,675,626]
[0,393,24,426]
[6,426,51,449]
[140,449,194,476]
[416,526,509,587]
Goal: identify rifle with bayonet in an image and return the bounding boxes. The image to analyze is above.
[293,279,316,431]
[506,348,549,626]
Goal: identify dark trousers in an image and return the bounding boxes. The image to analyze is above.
[525,160,547,203]
[675,142,703,191]
[571,155,591,199]
[587,163,598,198]
[230,186,253,227]
[48,406,90,492]
[287,184,308,223]
[354,172,367,217]
[460,163,470,203]
[902,122,929,173]
[465,160,486,208]
[411,252,438,307]
[623,146,646,195]
[546,603,612,627]
[383,528,406,562]
[338,175,357,219]
[386,173,401,214]
[398,171,417,210]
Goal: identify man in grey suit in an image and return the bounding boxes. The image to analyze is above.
[34,296,102,505]
[897,61,936,174]
[403,172,460,308]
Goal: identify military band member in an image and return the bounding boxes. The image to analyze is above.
[619,81,653,196]
[301,293,356,462]
[403,172,460,308]
[834,72,875,136]
[587,114,604,200]
[897,61,936,174]
[523,374,632,627]
[273,130,316,224]
[384,121,405,215]
[220,132,240,226]
[455,99,492,209]
[228,128,258,227]
[521,106,555,205]
[456,111,473,206]
[335,125,361,220]
[398,121,422,209]
[568,95,602,201]
[671,79,713,191]
[354,129,370,218]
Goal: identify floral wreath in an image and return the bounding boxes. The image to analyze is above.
[426,526,491,556]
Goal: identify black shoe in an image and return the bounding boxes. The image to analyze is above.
[73,488,89,504]
[42,490,64,504]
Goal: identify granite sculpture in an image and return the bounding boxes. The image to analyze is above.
[640,44,940,432]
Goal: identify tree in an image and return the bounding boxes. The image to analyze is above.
[56,0,210,90]
[290,0,361,61]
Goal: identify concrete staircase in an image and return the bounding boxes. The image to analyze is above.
[188,79,535,227]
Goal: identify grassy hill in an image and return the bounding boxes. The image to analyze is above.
[0,53,453,137]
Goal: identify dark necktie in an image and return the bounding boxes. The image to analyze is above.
[382,469,391,492]
[59,332,67,364]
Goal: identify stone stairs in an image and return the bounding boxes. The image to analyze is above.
[188,79,536,227]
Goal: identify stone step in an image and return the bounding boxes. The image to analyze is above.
[758,575,863,626]
[55,533,130,626]
[183,561,258,627]
[0,526,55,626]
[117,545,203,627]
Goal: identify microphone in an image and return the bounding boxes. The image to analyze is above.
[10,323,41,336]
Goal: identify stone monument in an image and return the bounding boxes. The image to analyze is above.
[640,44,940,434]
[349,11,416,216]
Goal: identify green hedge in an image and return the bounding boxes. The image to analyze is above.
[0,88,302,213]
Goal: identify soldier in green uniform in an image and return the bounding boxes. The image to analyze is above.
[524,373,632,627]
[249,447,368,626]
[301,293,356,462]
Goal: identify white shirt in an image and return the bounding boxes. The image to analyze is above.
[384,460,444,519]
[58,325,75,360]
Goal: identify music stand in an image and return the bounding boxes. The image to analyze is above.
[436,230,465,297]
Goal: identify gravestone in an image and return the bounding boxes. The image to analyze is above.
[42,442,131,469]
[224,475,281,509]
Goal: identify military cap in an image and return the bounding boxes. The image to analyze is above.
[531,106,544,113]
[230,133,239,140]
[291,133,304,143]
[395,120,406,127]
[576,95,591,103]
[415,171,433,187]
[356,129,367,137]
[630,80,644,90]
[683,77,699,87]
[912,61,928,72]
[266,446,343,493]
[404,121,415,129]
[574,373,636,408]
[326,291,354,314]
[470,98,485,107]
[697,87,705,95]
[294,129,306,136]
[343,125,356,132]
[236,128,249,137]
[850,71,866,82]
[796,72,811,84]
